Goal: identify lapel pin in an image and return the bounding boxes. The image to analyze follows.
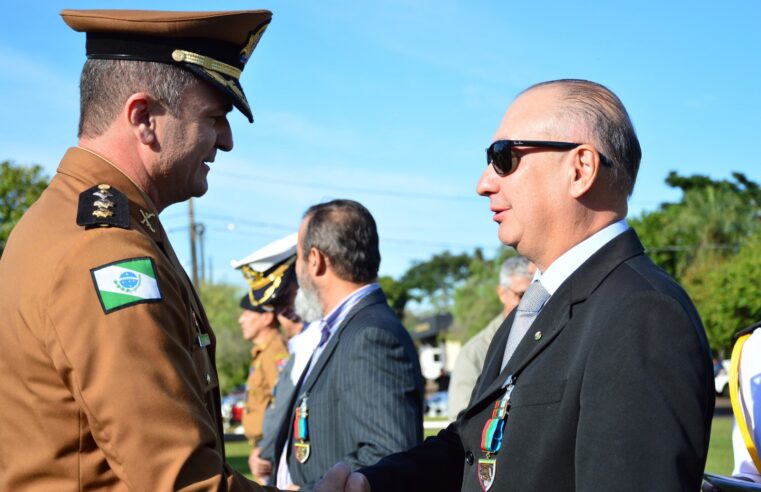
[534,331,542,341]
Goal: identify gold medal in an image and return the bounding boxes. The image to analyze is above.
[293,440,310,463]
[477,457,496,491]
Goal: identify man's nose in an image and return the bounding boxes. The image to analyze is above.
[216,118,233,152]
[476,165,499,196]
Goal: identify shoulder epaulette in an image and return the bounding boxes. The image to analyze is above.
[76,184,130,229]
[733,320,761,341]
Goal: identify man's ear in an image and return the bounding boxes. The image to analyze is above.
[569,144,601,199]
[262,310,275,326]
[309,247,329,277]
[496,284,509,305]
[125,92,159,147]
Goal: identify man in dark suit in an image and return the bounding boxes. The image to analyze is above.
[273,199,424,491]
[314,80,715,492]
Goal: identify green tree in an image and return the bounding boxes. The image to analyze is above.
[400,251,473,313]
[631,172,760,279]
[683,231,761,352]
[1,160,48,256]
[198,281,250,393]
[378,275,411,319]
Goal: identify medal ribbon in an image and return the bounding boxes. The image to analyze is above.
[480,379,515,455]
[293,396,309,441]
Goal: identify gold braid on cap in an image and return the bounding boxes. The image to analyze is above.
[171,49,242,80]
[242,256,296,307]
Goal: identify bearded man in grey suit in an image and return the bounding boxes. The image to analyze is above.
[315,80,714,492]
[273,199,423,491]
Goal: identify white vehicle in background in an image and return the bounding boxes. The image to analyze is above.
[714,359,730,396]
[419,345,445,381]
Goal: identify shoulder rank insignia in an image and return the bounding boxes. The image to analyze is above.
[77,184,130,229]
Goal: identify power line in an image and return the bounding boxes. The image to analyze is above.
[167,221,493,250]
[212,171,480,202]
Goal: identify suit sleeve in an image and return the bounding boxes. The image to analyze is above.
[332,325,422,473]
[360,423,465,492]
[575,290,713,491]
[44,233,269,491]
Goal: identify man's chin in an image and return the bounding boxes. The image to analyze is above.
[191,181,209,199]
[497,228,519,249]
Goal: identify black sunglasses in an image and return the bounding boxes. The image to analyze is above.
[486,140,581,177]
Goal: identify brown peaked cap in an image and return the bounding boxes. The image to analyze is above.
[61,9,273,122]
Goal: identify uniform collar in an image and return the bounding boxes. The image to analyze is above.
[251,328,281,356]
[57,147,162,242]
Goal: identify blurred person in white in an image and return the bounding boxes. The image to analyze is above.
[704,321,761,491]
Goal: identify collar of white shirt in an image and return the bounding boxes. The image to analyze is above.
[536,219,629,295]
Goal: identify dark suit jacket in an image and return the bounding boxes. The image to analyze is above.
[361,230,715,492]
[273,288,424,491]
[259,355,297,463]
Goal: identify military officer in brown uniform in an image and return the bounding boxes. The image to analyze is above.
[233,235,299,447]
[0,9,280,491]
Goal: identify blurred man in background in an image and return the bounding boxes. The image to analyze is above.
[234,234,303,483]
[273,199,424,491]
[448,256,533,420]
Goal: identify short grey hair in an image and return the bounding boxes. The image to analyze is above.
[78,59,198,138]
[524,79,642,197]
[499,256,531,288]
[302,199,380,284]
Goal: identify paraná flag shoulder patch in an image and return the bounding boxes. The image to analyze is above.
[91,257,162,313]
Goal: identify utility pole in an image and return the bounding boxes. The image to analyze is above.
[198,223,206,285]
[188,198,199,288]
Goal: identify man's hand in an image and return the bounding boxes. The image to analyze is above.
[248,447,272,483]
[313,463,370,492]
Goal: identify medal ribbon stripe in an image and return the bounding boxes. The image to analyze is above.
[293,407,308,440]
[480,417,505,454]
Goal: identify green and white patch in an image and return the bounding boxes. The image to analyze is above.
[91,257,162,313]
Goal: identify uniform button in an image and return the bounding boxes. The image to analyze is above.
[465,451,474,465]
[206,373,211,384]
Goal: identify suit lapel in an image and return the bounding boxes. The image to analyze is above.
[463,229,646,415]
[466,287,572,413]
[298,289,386,394]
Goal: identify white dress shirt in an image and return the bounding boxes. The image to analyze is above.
[536,219,629,294]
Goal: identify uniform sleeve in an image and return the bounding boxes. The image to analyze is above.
[575,290,713,491]
[43,232,268,491]
[732,330,761,482]
[263,345,288,395]
[260,357,296,462]
[332,325,423,474]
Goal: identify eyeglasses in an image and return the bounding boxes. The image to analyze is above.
[486,140,581,177]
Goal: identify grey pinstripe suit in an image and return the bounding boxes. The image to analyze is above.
[273,288,424,491]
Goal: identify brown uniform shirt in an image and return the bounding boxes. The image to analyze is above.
[243,330,289,444]
[0,147,276,491]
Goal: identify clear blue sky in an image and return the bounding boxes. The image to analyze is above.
[2,1,759,289]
